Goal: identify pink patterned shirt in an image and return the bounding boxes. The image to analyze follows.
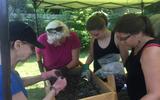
[36,32,80,70]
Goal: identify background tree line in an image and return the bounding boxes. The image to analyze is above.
[8,0,160,51]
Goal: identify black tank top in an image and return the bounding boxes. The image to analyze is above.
[126,39,160,100]
[93,32,120,72]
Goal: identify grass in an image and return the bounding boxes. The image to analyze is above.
[16,52,88,100]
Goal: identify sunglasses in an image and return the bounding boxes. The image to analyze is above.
[46,26,63,33]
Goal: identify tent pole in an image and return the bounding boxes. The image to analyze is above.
[0,0,11,99]
[32,0,45,73]
[141,0,144,15]
[33,0,39,36]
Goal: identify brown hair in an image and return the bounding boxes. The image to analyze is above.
[114,13,154,37]
[86,13,107,31]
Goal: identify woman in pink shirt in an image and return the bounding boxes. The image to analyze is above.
[36,20,81,83]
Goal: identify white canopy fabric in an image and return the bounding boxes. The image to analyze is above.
[35,0,160,9]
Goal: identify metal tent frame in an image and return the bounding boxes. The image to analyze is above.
[31,0,159,10]
[0,0,11,100]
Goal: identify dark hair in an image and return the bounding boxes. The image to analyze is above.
[86,13,107,31]
[114,13,154,37]
[93,12,108,26]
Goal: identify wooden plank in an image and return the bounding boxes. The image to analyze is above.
[81,73,117,100]
[81,92,117,100]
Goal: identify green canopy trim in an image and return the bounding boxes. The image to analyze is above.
[33,0,160,9]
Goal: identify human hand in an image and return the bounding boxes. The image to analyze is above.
[51,77,67,95]
[41,69,61,80]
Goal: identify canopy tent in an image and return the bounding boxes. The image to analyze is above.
[31,0,160,34]
[33,0,160,9]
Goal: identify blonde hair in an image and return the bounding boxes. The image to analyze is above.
[45,20,70,38]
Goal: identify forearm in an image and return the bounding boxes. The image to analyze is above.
[43,89,56,100]
[22,75,43,87]
[66,48,80,69]
[119,46,129,65]
[66,60,79,69]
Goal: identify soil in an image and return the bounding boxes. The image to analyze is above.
[49,68,130,100]
[55,69,101,100]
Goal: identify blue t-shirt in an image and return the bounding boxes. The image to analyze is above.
[0,65,27,100]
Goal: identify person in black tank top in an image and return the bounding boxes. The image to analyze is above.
[81,12,128,92]
[114,13,160,99]
[93,32,120,71]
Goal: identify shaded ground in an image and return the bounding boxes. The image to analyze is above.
[27,88,45,100]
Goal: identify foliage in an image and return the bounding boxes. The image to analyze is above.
[60,8,94,50]
[76,30,91,50]
[144,1,160,15]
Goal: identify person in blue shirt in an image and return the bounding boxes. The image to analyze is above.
[0,21,67,100]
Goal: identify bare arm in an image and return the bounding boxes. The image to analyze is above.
[118,42,129,64]
[66,48,80,69]
[140,46,160,100]
[12,92,27,100]
[85,38,94,65]
[43,89,56,100]
[22,75,43,87]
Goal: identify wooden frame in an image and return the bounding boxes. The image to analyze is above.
[81,74,117,100]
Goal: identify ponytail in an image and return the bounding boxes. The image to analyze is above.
[140,16,154,37]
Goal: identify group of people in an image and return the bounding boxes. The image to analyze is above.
[0,12,160,100]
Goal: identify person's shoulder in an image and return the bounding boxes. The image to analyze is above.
[70,32,78,37]
[38,32,47,38]
[38,32,47,41]
[69,32,80,39]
